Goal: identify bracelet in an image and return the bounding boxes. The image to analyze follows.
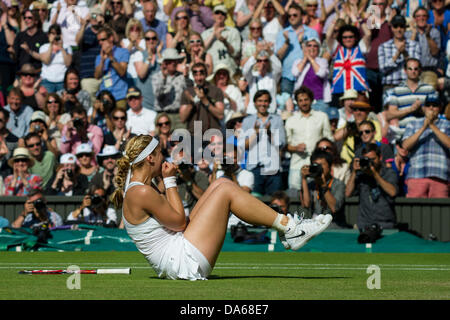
[163,176,177,189]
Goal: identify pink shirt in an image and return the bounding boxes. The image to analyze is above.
[60,124,104,156]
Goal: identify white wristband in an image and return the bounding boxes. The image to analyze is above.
[163,176,177,189]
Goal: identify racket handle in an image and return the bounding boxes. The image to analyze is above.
[96,268,131,274]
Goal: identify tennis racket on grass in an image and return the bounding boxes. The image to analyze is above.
[18,268,131,275]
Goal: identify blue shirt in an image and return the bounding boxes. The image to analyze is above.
[95,46,130,101]
[140,18,167,49]
[4,104,34,138]
[80,26,101,79]
[403,117,450,181]
[275,25,319,81]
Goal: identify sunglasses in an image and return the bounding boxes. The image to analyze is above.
[359,130,373,135]
[14,158,29,163]
[113,116,126,120]
[157,121,170,127]
[24,16,34,20]
[48,99,58,104]
[175,16,189,20]
[250,27,262,31]
[307,4,318,7]
[98,37,108,42]
[77,153,91,158]
[130,26,141,31]
[145,36,157,41]
[307,44,319,47]
[319,146,331,151]
[257,59,269,63]
[342,36,355,39]
[192,70,205,75]
[288,13,299,18]
[189,39,202,44]
[407,67,420,71]
[351,107,367,112]
[21,73,36,77]
[214,11,226,16]
[26,142,41,148]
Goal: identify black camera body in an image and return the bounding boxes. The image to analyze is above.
[32,222,52,244]
[308,163,323,178]
[90,194,104,209]
[73,117,84,129]
[66,168,74,179]
[358,223,382,244]
[359,156,373,169]
[33,198,46,212]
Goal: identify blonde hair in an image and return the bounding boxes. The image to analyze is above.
[125,19,144,40]
[110,135,159,209]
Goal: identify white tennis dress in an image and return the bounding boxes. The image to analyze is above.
[123,182,212,280]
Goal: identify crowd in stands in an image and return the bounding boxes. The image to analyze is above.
[0,0,449,233]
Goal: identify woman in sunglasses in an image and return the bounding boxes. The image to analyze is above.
[103,107,132,151]
[166,9,191,58]
[43,93,70,150]
[154,112,174,160]
[88,90,116,139]
[75,143,99,182]
[314,137,350,184]
[121,19,145,86]
[240,18,265,67]
[187,31,213,76]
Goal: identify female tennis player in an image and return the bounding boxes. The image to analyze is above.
[111,135,332,280]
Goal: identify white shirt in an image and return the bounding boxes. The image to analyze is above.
[262,17,283,48]
[39,43,73,82]
[216,168,254,191]
[50,4,89,47]
[126,107,157,135]
[285,110,334,169]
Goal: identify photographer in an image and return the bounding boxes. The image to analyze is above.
[60,105,104,156]
[46,153,89,196]
[12,188,63,229]
[66,186,117,227]
[301,150,347,228]
[345,143,398,231]
[88,90,116,137]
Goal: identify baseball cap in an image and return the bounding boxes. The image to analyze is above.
[126,86,142,99]
[30,111,48,124]
[75,143,93,155]
[213,5,227,14]
[60,153,77,164]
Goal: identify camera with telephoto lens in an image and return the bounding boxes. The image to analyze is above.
[358,223,382,244]
[33,198,47,217]
[359,156,373,170]
[90,194,104,209]
[65,168,74,179]
[308,163,323,178]
[73,117,84,130]
[32,222,52,244]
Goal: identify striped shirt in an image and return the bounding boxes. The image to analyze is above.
[378,39,421,85]
[388,81,439,129]
[403,117,450,181]
[405,28,441,68]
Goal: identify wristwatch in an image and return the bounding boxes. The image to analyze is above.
[186,181,193,188]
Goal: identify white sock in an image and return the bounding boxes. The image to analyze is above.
[271,213,290,233]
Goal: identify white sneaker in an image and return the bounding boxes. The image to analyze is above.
[281,213,332,251]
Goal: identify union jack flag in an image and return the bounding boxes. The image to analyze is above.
[331,46,369,94]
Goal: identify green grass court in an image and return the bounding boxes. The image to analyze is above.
[1,251,449,300]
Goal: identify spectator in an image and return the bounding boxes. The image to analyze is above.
[0,5,16,101]
[334,98,383,164]
[285,86,333,190]
[46,153,89,196]
[242,43,281,114]
[402,97,450,198]
[0,108,19,178]
[140,0,167,45]
[300,149,347,228]
[77,6,104,104]
[58,68,93,114]
[66,185,118,227]
[187,31,213,76]
[202,5,241,77]
[11,188,63,228]
[235,72,250,111]
[225,111,246,146]
[386,57,439,142]
[125,86,157,136]
[427,0,449,52]
[179,62,225,136]
[43,93,71,150]
[336,89,357,129]
[331,24,369,98]
[49,0,90,49]
[292,37,331,104]
[75,143,99,181]
[37,23,73,93]
[269,190,290,215]
[88,90,116,137]
[169,0,214,34]
[239,89,286,196]
[121,18,146,86]
[325,107,339,135]
[354,119,395,167]
[134,29,163,110]
[18,110,59,157]
[31,1,51,33]
[346,143,398,231]
[60,105,104,156]
[12,8,48,71]
[103,0,133,42]
[203,0,233,30]
[23,131,56,190]
[91,145,121,197]
[235,0,260,40]
[378,15,421,90]
[303,0,325,38]
[240,18,265,67]
[255,0,286,48]
[166,8,191,56]
[15,63,46,111]
[207,63,244,123]
[104,107,132,151]
[315,137,350,184]
[275,3,319,95]
[154,112,174,159]
[363,0,392,110]
[94,26,130,109]
[392,138,410,197]
[406,7,441,83]
[4,0,21,33]
[3,147,43,196]
[4,87,34,138]
[152,48,187,128]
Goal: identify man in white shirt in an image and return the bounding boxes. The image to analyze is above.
[125,87,157,136]
[285,86,333,190]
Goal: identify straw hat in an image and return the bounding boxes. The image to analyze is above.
[207,63,235,83]
[225,112,246,129]
[17,63,39,76]
[8,148,35,167]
